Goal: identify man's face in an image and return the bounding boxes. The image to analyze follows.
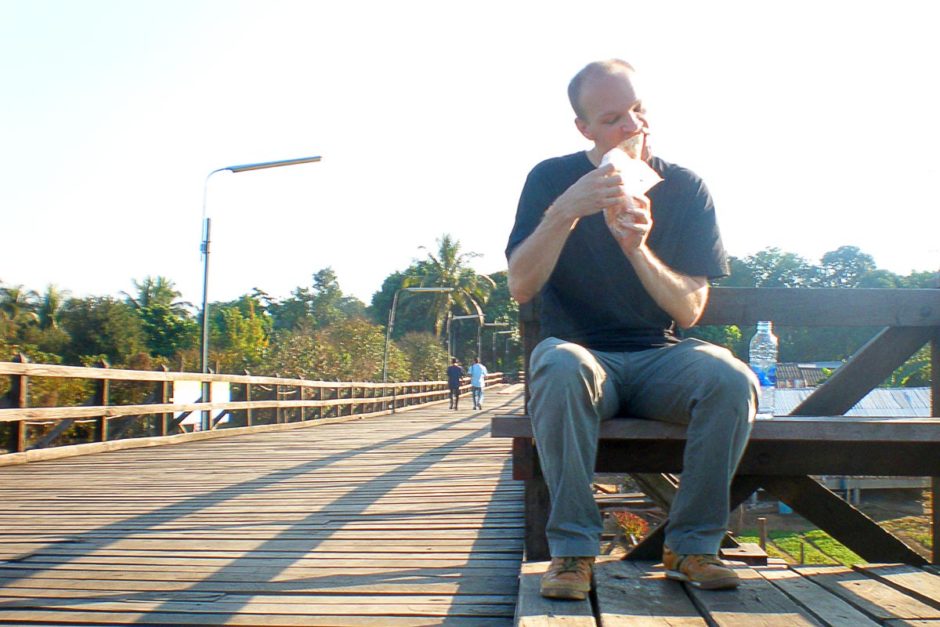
[575,69,650,158]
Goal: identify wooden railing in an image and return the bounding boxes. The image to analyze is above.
[0,360,508,462]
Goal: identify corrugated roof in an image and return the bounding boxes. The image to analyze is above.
[773,387,931,417]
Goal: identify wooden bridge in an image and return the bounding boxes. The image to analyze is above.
[0,384,526,625]
[2,284,940,626]
[1,387,938,625]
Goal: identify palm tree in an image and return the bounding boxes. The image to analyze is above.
[404,234,495,337]
[123,276,191,315]
[0,284,39,338]
[37,284,69,330]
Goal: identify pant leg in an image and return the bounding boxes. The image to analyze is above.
[621,339,757,555]
[529,337,620,557]
[479,386,485,408]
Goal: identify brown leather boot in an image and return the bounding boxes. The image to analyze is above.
[662,545,739,590]
[539,556,595,600]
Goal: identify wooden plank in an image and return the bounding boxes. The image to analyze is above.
[686,566,824,626]
[493,415,940,444]
[0,609,505,626]
[854,564,940,607]
[698,287,940,327]
[757,566,880,626]
[593,558,705,626]
[515,561,596,626]
[794,565,940,622]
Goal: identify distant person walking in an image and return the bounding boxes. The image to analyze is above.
[446,358,465,410]
[468,357,489,410]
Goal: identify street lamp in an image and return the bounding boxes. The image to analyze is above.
[493,329,513,370]
[200,155,322,430]
[448,314,483,361]
[382,287,453,384]
[482,322,510,364]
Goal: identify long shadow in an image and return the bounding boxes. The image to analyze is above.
[0,391,526,624]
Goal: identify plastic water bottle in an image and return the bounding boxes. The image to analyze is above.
[749,321,778,418]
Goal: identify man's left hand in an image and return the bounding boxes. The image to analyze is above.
[605,194,652,252]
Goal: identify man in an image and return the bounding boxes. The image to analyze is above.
[468,357,489,410]
[446,358,465,410]
[506,59,757,599]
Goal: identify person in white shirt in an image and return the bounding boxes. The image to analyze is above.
[468,357,489,410]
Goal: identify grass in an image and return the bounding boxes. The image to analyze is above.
[882,515,934,552]
[736,529,863,566]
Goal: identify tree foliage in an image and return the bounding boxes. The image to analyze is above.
[2,240,934,388]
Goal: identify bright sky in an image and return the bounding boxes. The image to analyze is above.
[2,0,938,307]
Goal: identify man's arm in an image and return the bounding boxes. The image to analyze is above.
[509,164,624,304]
[626,246,709,328]
[605,194,709,327]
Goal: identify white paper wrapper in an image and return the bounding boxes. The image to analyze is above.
[600,144,662,237]
[600,146,662,197]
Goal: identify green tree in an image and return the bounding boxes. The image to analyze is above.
[398,332,450,381]
[817,246,877,288]
[0,284,39,341]
[59,297,148,366]
[211,295,271,372]
[404,234,496,337]
[123,277,197,359]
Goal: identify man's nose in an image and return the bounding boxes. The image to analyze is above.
[620,114,641,133]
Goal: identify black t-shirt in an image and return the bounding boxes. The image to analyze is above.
[506,151,729,352]
[446,365,464,388]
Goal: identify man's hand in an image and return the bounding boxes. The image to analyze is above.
[604,193,652,253]
[553,163,626,221]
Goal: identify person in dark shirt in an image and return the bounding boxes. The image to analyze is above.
[506,59,757,598]
[446,358,465,410]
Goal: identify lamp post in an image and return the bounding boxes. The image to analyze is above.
[200,155,321,430]
[382,287,453,384]
[482,322,509,364]
[493,329,513,371]
[448,314,483,361]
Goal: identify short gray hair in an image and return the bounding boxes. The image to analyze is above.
[567,59,636,119]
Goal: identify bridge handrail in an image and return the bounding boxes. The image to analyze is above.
[1,365,509,457]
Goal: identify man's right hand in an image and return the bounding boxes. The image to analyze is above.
[552,163,627,221]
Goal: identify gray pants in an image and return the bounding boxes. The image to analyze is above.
[529,337,757,558]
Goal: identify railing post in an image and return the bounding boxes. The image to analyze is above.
[299,384,306,422]
[8,353,29,453]
[243,369,253,427]
[931,329,938,564]
[94,358,110,442]
[160,365,170,437]
[274,374,282,424]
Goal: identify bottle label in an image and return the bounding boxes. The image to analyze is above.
[751,363,777,387]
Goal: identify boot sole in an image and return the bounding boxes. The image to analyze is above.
[665,569,739,590]
[540,585,590,600]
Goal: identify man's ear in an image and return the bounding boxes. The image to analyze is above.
[575,117,593,141]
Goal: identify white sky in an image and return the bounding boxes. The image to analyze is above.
[2,0,938,306]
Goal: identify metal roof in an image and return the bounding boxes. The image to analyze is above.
[773,387,932,417]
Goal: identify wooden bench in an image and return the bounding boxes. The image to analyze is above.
[492,287,940,564]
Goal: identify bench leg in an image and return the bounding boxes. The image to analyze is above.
[525,470,551,561]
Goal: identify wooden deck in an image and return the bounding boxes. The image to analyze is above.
[519,558,940,625]
[0,386,527,626]
[2,385,939,626]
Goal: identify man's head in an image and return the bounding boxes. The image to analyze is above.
[569,59,651,160]
[452,358,458,365]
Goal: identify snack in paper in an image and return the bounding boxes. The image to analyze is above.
[600,139,662,237]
